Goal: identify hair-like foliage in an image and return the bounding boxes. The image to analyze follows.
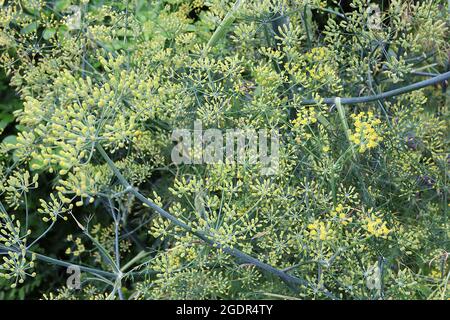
[0,0,449,299]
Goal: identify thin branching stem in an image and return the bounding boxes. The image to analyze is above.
[0,244,116,278]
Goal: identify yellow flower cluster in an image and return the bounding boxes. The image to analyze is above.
[0,210,36,288]
[287,46,343,93]
[0,250,36,288]
[292,106,318,128]
[329,203,353,225]
[153,243,198,274]
[56,170,101,206]
[2,171,38,209]
[38,192,73,222]
[65,235,86,257]
[307,220,331,241]
[349,112,383,153]
[292,106,320,143]
[253,63,283,88]
[364,211,391,238]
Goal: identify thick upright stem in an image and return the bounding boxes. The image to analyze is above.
[206,0,243,50]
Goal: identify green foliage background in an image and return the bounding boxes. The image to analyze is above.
[0,0,449,299]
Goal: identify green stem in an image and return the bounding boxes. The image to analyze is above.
[0,244,116,278]
[205,0,243,50]
[335,97,357,160]
[302,4,313,49]
[120,250,150,273]
[84,231,120,274]
[301,71,450,105]
[96,144,337,299]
